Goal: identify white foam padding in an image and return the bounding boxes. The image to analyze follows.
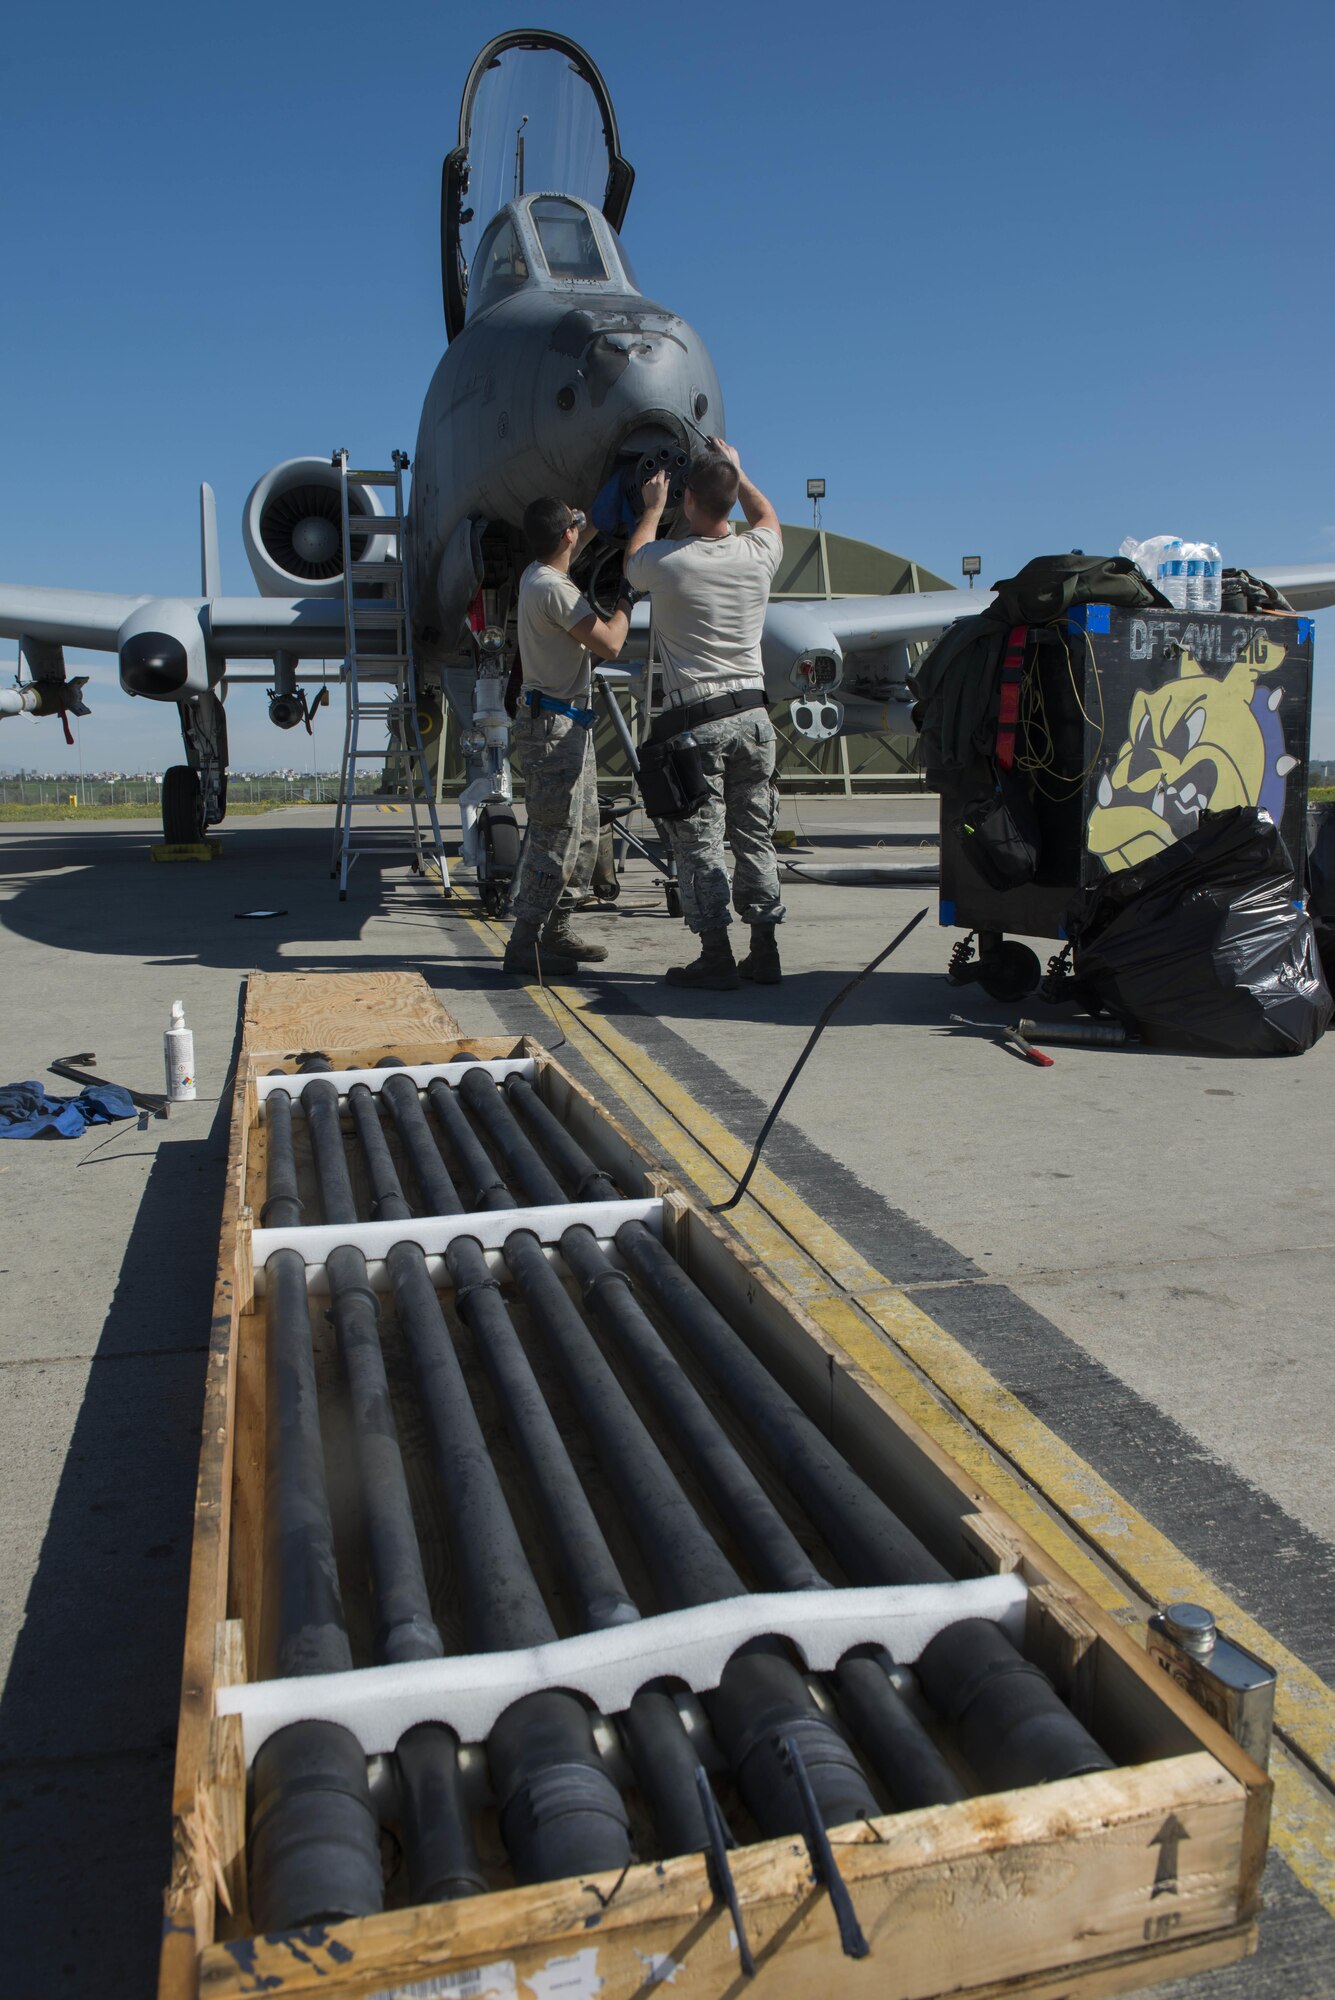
[251,1198,662,1295]
[219,1576,1028,1765]
[256,1057,536,1113]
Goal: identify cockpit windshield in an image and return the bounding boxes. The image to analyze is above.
[460,49,609,280]
[467,216,532,317]
[442,32,634,340]
[529,197,608,281]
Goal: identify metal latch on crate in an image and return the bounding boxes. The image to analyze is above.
[1147,1602,1277,1769]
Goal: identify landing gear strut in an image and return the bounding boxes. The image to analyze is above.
[165,691,228,844]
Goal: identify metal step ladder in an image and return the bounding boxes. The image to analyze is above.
[329,449,448,900]
[592,609,683,917]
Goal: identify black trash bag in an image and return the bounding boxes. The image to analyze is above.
[1307,802,1335,925]
[1307,801,1335,983]
[1070,808,1332,1056]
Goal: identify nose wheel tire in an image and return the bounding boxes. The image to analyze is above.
[664,881,682,919]
[162,764,205,844]
[977,940,1042,1002]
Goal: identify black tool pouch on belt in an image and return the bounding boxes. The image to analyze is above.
[638,735,710,822]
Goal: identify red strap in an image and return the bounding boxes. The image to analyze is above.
[995,625,1027,771]
[60,706,74,747]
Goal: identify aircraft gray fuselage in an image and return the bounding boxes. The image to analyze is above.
[408,193,722,673]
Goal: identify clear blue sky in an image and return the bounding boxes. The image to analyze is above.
[2,0,1332,770]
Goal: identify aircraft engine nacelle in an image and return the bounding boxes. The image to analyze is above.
[118,599,213,700]
[243,457,393,597]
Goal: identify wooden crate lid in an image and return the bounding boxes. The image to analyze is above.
[242,971,462,1067]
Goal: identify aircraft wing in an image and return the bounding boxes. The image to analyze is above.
[0,584,153,651]
[760,564,1335,733]
[1248,565,1335,612]
[622,588,982,672]
[0,585,354,656]
[762,590,987,673]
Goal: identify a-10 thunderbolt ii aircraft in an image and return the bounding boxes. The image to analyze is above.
[3,27,1333,878]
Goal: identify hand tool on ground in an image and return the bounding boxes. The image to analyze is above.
[948,1015,1054,1068]
[1016,1017,1127,1047]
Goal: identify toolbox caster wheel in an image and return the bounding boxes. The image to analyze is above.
[978,940,1041,1002]
[664,881,682,919]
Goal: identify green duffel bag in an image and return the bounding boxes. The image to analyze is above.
[990,553,1171,624]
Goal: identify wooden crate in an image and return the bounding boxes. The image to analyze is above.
[159,973,1269,2000]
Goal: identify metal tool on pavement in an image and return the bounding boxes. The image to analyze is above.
[949,1015,1054,1068]
[1017,1017,1127,1048]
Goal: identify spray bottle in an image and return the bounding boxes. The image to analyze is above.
[164,1000,197,1101]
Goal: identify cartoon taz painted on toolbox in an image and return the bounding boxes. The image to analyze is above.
[1086,630,1300,872]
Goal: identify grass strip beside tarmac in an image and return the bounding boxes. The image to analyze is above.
[0,800,292,822]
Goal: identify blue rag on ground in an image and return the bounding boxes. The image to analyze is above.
[0,1080,139,1138]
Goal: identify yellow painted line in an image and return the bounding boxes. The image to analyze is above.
[804,1294,1127,1614]
[850,1284,1335,1776]
[462,912,1335,1908]
[1272,1757,1335,1915]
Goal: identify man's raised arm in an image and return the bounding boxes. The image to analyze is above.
[626,468,669,566]
[710,437,780,538]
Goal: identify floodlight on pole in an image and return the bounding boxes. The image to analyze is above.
[807,478,825,529]
[962,555,982,589]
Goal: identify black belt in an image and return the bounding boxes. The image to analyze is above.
[650,685,766,743]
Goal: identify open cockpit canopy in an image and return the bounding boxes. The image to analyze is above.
[442,31,634,339]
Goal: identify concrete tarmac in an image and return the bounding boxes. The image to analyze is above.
[1,798,1331,1997]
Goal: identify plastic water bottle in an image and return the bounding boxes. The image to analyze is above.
[1201,542,1222,612]
[1157,539,1187,608]
[1183,544,1204,611]
[164,999,197,1101]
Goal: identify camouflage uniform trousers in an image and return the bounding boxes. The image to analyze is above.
[509,709,599,925]
[666,708,786,935]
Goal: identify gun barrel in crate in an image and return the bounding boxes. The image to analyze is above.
[159,972,1269,2000]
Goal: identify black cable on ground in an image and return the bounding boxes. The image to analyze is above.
[711,908,929,1214]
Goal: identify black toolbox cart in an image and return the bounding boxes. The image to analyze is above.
[938,603,1315,998]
